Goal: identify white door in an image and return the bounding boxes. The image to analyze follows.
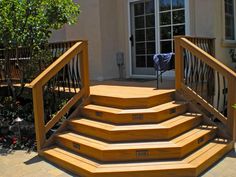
[129,0,186,77]
[129,0,156,76]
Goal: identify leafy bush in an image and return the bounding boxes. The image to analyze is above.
[233,104,236,109]
[0,0,80,152]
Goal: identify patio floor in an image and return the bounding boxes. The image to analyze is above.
[0,147,235,177]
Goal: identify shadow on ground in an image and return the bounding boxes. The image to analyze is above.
[24,155,43,165]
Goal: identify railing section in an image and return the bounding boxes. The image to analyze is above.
[0,41,79,83]
[29,41,90,151]
[175,36,236,141]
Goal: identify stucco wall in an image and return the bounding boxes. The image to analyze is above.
[193,0,233,67]
[50,0,104,81]
[49,0,235,81]
[99,0,119,80]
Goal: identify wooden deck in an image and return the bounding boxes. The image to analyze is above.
[91,85,174,99]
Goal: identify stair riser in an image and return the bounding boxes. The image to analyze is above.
[195,141,234,176]
[41,152,93,177]
[80,104,188,125]
[90,92,175,109]
[42,151,196,177]
[55,129,215,162]
[179,130,217,158]
[167,116,203,139]
[68,116,202,142]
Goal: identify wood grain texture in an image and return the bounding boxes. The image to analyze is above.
[41,139,233,177]
[80,101,188,124]
[55,125,216,162]
[68,113,202,142]
[90,89,175,109]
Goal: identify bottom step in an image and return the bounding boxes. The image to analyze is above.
[41,139,233,177]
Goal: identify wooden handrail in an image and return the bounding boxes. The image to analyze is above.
[30,41,90,151]
[175,36,236,141]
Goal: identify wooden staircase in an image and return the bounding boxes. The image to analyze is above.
[40,89,234,177]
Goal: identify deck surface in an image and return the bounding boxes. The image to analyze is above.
[90,85,174,98]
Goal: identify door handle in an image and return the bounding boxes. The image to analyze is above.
[129,35,134,47]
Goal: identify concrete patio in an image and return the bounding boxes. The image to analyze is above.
[0,147,236,177]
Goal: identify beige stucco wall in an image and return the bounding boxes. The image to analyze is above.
[49,0,235,81]
[50,0,104,81]
[193,0,233,67]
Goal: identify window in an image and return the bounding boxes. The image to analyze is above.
[158,0,185,53]
[224,0,236,42]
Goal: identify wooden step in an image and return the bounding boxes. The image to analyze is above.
[185,139,234,176]
[68,113,203,142]
[55,125,217,162]
[41,139,233,177]
[80,101,188,124]
[90,89,175,109]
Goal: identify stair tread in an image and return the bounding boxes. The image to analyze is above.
[82,101,187,114]
[70,113,202,131]
[56,125,216,150]
[42,139,232,173]
[90,85,175,99]
[172,125,217,145]
[184,139,233,164]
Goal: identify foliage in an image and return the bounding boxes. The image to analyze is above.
[0,0,80,49]
[233,104,236,109]
[0,0,80,99]
[0,0,80,152]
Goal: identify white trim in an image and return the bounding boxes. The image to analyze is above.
[185,0,190,35]
[127,0,133,78]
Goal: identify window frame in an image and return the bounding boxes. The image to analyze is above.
[156,0,187,53]
[223,0,236,46]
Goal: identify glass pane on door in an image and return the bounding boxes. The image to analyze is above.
[159,0,185,53]
[131,0,156,75]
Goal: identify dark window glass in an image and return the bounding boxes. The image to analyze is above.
[146,28,155,41]
[172,0,185,9]
[160,41,172,53]
[173,10,185,24]
[160,12,171,25]
[225,0,235,40]
[146,15,155,27]
[135,16,145,29]
[159,0,171,11]
[147,55,154,67]
[134,3,144,16]
[160,26,171,39]
[173,25,185,36]
[136,55,146,67]
[135,30,145,42]
[146,42,156,54]
[145,0,155,14]
[136,43,146,55]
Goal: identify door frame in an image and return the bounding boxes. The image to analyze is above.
[127,0,190,78]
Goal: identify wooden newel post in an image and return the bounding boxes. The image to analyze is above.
[227,77,236,142]
[174,37,184,90]
[80,41,90,98]
[32,84,46,151]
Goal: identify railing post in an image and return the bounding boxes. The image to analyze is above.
[175,37,184,90]
[211,38,216,57]
[32,84,46,151]
[80,41,90,97]
[227,77,236,141]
